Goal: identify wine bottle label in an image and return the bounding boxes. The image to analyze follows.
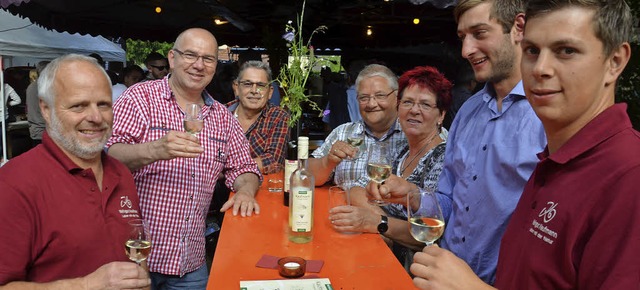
[291,186,313,232]
[283,160,298,193]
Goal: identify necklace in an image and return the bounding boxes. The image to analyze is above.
[400,131,438,177]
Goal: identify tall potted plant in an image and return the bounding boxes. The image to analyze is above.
[277,0,327,129]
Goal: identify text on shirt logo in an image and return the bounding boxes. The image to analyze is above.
[529,201,559,245]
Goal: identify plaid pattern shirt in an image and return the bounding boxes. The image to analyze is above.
[226,100,290,169]
[106,76,259,276]
[312,120,407,187]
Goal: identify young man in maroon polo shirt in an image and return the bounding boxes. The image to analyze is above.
[0,54,150,289]
[407,0,639,289]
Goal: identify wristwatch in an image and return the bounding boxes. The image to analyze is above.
[377,215,389,234]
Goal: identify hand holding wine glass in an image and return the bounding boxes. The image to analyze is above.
[125,219,151,265]
[184,103,203,136]
[407,188,445,246]
[366,142,392,206]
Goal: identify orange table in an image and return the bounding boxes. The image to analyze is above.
[206,185,415,289]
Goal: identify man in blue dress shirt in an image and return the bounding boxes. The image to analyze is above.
[435,0,546,284]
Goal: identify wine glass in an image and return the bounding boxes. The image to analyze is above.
[125,218,151,265]
[184,103,203,136]
[407,188,445,246]
[366,142,392,206]
[344,123,364,161]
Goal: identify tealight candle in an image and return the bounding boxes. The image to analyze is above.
[277,256,306,278]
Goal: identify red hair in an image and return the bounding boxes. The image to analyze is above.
[397,66,453,112]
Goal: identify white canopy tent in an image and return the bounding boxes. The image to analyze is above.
[0,9,126,164]
[0,9,125,62]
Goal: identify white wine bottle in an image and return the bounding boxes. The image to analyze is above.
[288,136,315,243]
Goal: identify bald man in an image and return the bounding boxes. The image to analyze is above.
[107,28,260,289]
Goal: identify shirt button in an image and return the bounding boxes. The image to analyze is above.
[189,195,194,200]
[191,173,195,178]
[182,237,185,242]
[465,206,469,212]
[462,236,466,242]
[90,187,96,192]
[482,145,487,151]
[472,175,477,181]
[185,217,189,222]
[82,173,87,177]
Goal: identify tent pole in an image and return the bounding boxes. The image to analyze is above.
[1,56,7,166]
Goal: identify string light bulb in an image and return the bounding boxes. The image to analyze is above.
[214,19,228,25]
[155,7,162,14]
[413,18,420,25]
[366,26,373,36]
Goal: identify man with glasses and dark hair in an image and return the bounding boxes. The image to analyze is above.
[106,28,261,290]
[227,60,289,173]
[144,52,169,80]
[308,64,406,187]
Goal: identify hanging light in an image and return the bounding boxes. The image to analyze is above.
[155,6,162,14]
[413,18,420,25]
[366,26,373,36]
[214,18,229,25]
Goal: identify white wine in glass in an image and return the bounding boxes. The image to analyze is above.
[407,188,445,246]
[125,219,151,264]
[367,142,391,206]
[344,124,364,161]
[184,103,203,136]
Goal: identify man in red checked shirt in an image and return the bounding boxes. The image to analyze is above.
[106,28,261,290]
[227,60,290,173]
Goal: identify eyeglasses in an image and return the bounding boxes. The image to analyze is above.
[149,64,169,71]
[173,48,217,67]
[357,90,396,104]
[399,99,437,112]
[237,80,270,91]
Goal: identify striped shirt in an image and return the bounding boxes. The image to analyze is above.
[226,100,290,169]
[106,76,259,276]
[311,120,406,187]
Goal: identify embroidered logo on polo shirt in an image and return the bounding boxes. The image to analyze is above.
[528,201,559,245]
[119,195,140,218]
[538,201,557,223]
[120,196,133,208]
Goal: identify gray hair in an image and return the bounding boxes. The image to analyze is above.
[355,64,398,91]
[37,54,110,106]
[236,60,273,83]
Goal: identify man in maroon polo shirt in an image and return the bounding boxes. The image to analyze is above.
[0,54,150,289]
[407,0,639,289]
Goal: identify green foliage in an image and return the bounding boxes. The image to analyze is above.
[125,39,173,66]
[277,0,328,127]
[318,55,343,73]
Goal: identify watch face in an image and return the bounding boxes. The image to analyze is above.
[378,223,388,233]
[378,217,389,233]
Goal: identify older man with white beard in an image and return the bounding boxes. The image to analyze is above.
[0,54,149,290]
